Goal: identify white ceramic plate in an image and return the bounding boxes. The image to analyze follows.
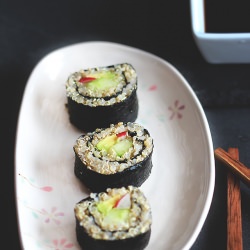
[15,41,215,250]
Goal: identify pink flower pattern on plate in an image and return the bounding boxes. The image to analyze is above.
[41,206,65,225]
[149,84,157,91]
[168,100,185,120]
[52,238,74,249]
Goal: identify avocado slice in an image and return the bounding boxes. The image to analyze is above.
[85,71,119,92]
[97,134,133,157]
[96,134,117,152]
[97,197,130,228]
[97,195,120,215]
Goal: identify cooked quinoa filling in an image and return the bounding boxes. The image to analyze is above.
[66,63,137,107]
[74,186,152,240]
[73,122,154,175]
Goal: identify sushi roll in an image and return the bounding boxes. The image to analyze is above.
[65,63,138,132]
[73,122,154,192]
[74,186,152,250]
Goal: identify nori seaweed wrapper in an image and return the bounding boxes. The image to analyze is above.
[66,63,139,132]
[75,219,151,250]
[67,89,138,132]
[74,150,153,193]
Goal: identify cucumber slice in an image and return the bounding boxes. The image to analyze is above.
[110,138,133,157]
[96,134,117,152]
[86,71,119,92]
[102,208,130,227]
[97,134,133,157]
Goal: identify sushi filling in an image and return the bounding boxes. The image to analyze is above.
[66,63,137,107]
[74,186,152,240]
[74,122,154,175]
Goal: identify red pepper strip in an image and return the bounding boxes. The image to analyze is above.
[116,131,127,138]
[113,194,124,208]
[113,196,122,208]
[79,77,96,83]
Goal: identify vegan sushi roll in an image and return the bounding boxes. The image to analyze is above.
[65,63,138,132]
[73,122,154,192]
[74,186,152,250]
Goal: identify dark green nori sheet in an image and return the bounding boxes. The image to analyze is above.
[67,89,138,132]
[74,150,153,193]
[75,202,151,250]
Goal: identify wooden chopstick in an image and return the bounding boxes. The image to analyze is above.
[227,148,243,250]
[214,147,250,187]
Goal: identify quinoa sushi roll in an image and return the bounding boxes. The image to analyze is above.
[65,63,138,132]
[73,122,154,192]
[74,186,152,250]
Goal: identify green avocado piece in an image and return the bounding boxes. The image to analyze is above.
[86,71,119,91]
[96,134,117,152]
[97,134,133,157]
[110,138,133,157]
[97,196,130,227]
[97,195,120,215]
